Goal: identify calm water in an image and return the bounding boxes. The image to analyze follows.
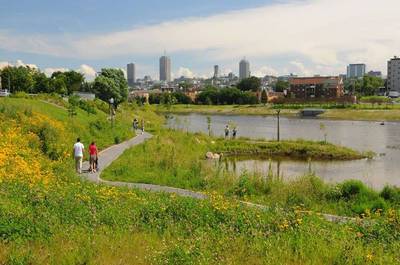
[166,113,400,189]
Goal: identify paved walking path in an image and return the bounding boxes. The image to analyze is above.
[82,132,206,199]
[81,132,354,223]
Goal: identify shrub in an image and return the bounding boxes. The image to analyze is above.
[380,186,400,204]
[339,180,369,200]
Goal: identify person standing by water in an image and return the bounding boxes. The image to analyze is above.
[133,118,138,130]
[73,138,85,174]
[232,127,237,139]
[89,141,98,173]
[141,119,145,135]
[224,125,230,139]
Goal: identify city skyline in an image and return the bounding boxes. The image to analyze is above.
[1,0,400,79]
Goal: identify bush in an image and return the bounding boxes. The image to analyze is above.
[78,100,97,115]
[339,180,370,200]
[380,186,400,204]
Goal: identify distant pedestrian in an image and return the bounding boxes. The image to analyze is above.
[141,119,145,134]
[73,138,85,174]
[133,118,138,130]
[224,125,230,139]
[232,128,237,139]
[89,141,98,173]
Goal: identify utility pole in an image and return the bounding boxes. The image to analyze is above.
[276,109,281,141]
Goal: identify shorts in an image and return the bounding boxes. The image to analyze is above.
[90,155,97,163]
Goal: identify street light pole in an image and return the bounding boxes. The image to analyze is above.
[276,109,281,142]
[109,97,115,127]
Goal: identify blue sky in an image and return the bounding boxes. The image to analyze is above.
[0,0,399,79]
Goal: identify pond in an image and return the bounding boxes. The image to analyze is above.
[166,113,400,189]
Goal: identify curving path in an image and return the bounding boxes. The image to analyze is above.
[81,132,354,223]
[82,132,206,199]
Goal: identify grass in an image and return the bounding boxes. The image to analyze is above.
[1,96,400,264]
[101,128,383,216]
[157,103,400,121]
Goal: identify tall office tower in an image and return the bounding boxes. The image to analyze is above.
[239,58,250,80]
[388,56,400,92]
[127,63,136,87]
[213,65,219,79]
[346,64,366,79]
[159,55,171,82]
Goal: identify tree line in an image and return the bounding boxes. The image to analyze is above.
[0,66,128,106]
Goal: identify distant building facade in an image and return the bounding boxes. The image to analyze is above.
[127,63,136,87]
[388,56,400,92]
[347,64,366,79]
[367,71,382,78]
[288,76,344,99]
[159,56,171,82]
[239,59,250,80]
[213,65,219,79]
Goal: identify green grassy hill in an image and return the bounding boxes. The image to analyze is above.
[1,96,400,264]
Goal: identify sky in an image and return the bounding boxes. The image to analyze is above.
[0,0,399,80]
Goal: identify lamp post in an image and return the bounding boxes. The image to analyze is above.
[276,109,281,142]
[109,97,115,126]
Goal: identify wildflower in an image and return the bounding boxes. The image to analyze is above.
[366,253,374,261]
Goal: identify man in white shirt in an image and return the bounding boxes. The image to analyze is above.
[73,138,85,174]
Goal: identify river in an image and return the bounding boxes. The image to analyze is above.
[166,113,400,189]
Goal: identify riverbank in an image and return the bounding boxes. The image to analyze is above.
[101,129,383,216]
[157,104,400,121]
[2,97,400,263]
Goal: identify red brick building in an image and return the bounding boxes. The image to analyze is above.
[288,76,344,99]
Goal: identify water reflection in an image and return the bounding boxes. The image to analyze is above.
[167,113,400,189]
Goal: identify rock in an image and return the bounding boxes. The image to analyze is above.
[206,152,214,159]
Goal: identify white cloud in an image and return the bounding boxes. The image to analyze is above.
[252,66,279,77]
[289,61,313,76]
[78,64,96,80]
[44,67,69,76]
[176,67,195,78]
[0,0,399,75]
[0,60,37,69]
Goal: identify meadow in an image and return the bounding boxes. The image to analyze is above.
[1,96,400,264]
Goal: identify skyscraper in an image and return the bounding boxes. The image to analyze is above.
[127,63,136,87]
[346,64,366,79]
[213,65,219,79]
[239,59,250,80]
[388,56,400,92]
[159,55,171,82]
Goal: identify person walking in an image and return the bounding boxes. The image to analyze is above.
[89,141,98,173]
[232,127,237,139]
[141,119,145,135]
[224,125,230,139]
[73,138,85,174]
[133,118,138,130]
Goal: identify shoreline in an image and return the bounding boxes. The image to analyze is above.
[156,105,400,122]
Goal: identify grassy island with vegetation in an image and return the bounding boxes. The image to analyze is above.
[156,103,400,121]
[1,96,400,264]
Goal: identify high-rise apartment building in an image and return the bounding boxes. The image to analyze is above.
[388,56,400,92]
[239,59,250,80]
[127,63,136,87]
[159,55,171,82]
[213,65,219,79]
[346,64,366,79]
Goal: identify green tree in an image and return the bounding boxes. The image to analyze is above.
[361,76,384,96]
[237,76,261,92]
[51,71,84,95]
[93,68,128,106]
[51,77,67,95]
[32,71,51,93]
[0,66,35,93]
[274,80,289,92]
